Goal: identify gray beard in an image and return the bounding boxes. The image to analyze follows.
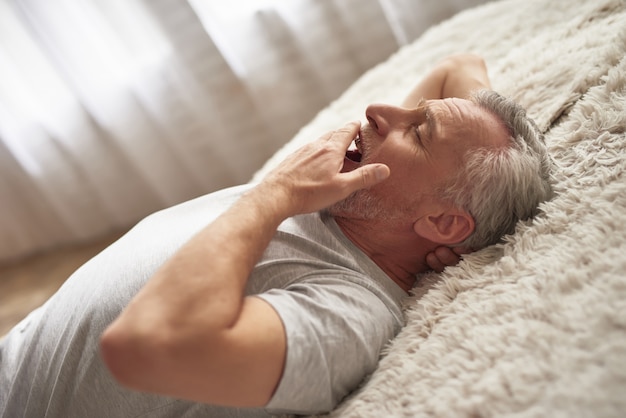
[327,188,405,221]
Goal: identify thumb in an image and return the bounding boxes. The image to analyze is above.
[345,163,390,190]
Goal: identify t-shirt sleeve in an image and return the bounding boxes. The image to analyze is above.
[256,276,399,415]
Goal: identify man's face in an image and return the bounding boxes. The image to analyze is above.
[329,98,508,221]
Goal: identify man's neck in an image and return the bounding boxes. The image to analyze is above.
[333,216,435,293]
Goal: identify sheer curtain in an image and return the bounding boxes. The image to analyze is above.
[0,0,490,264]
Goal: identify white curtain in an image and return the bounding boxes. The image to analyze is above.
[0,0,491,264]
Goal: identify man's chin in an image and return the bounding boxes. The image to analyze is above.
[328,188,385,220]
[328,184,412,222]
[327,191,358,218]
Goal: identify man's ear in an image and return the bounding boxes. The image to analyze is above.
[413,209,475,245]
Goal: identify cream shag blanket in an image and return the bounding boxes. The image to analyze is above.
[253,0,626,416]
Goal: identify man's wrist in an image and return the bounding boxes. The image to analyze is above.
[246,180,298,222]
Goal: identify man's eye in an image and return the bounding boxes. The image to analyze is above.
[414,128,423,146]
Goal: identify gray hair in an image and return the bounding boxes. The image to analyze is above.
[438,90,554,249]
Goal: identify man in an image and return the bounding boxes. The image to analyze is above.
[0,54,552,417]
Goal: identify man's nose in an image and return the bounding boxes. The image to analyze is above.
[365,104,410,137]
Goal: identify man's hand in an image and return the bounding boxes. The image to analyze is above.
[425,246,472,273]
[260,121,390,216]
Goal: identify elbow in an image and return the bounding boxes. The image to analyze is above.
[100,321,222,394]
[100,324,157,390]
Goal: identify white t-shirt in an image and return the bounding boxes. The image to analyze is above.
[0,184,406,417]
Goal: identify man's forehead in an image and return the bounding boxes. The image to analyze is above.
[424,98,504,147]
[426,98,475,123]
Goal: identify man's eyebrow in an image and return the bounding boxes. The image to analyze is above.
[423,105,437,144]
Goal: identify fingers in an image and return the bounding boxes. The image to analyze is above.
[329,121,360,145]
[425,246,467,273]
[329,120,390,192]
[350,164,390,189]
[319,121,360,148]
[426,252,446,273]
[435,246,462,266]
[330,121,390,191]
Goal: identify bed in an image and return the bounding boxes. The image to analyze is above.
[252,0,626,416]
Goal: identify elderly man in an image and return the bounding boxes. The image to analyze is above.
[0,54,552,417]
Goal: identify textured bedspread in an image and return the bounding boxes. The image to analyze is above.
[254,0,626,416]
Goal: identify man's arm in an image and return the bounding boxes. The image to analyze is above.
[100,122,390,407]
[402,53,491,107]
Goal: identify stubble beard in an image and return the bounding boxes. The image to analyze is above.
[327,187,399,221]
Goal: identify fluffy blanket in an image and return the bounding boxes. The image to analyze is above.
[253,0,626,416]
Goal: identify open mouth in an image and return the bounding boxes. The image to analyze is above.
[345,134,363,163]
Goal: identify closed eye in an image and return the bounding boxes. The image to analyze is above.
[413,124,432,158]
[414,126,425,149]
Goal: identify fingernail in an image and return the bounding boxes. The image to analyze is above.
[374,165,390,181]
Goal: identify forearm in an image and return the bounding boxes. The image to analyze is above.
[99,183,292,402]
[440,53,491,98]
[151,184,288,329]
[104,183,291,341]
[402,53,491,107]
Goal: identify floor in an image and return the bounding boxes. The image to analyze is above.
[0,232,123,337]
